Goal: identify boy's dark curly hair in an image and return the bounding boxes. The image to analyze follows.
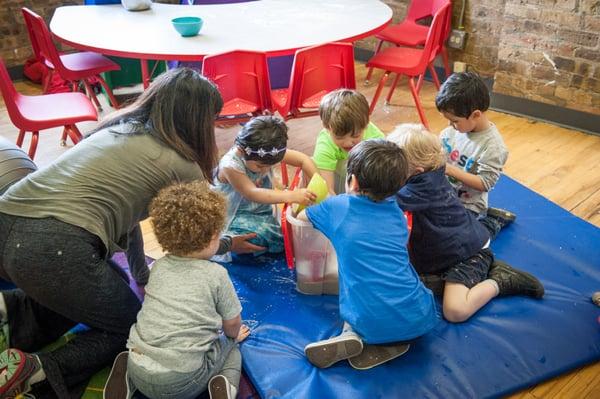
[435,72,490,118]
[346,139,408,201]
[149,181,226,256]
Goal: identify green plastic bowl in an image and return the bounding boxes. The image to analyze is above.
[172,16,203,37]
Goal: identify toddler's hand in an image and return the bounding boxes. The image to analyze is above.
[290,188,317,206]
[236,324,251,343]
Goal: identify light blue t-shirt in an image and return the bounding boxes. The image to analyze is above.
[306,194,438,343]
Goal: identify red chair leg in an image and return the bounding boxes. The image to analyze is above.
[281,204,295,270]
[365,40,384,83]
[66,125,83,145]
[16,130,25,148]
[60,127,68,146]
[83,79,102,111]
[385,73,402,104]
[408,77,429,129]
[95,74,120,109]
[429,64,441,89]
[42,70,53,94]
[28,131,39,160]
[369,72,390,115]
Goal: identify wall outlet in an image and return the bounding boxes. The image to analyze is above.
[454,61,467,73]
[448,29,468,50]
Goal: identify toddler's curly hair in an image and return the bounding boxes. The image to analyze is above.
[149,181,226,256]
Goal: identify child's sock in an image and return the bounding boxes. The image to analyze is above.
[485,279,500,296]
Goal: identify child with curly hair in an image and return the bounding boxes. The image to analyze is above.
[214,116,318,254]
[104,182,249,399]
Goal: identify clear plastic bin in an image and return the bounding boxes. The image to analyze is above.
[285,207,338,295]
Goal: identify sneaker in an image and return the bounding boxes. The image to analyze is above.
[489,260,544,298]
[304,334,363,368]
[0,349,41,398]
[348,342,410,370]
[103,351,130,399]
[208,375,236,399]
[487,207,517,227]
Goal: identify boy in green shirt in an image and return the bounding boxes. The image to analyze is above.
[312,89,384,194]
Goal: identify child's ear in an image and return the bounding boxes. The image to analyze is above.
[346,174,360,193]
[470,110,483,119]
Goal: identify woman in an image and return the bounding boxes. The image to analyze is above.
[0,68,222,398]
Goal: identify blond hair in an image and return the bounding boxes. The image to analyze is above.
[319,89,370,137]
[386,124,446,174]
[149,181,226,256]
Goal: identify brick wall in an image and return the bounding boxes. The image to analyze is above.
[356,0,600,116]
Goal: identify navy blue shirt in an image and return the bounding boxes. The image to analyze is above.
[306,194,438,343]
[396,167,490,274]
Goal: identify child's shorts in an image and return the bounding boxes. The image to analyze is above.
[442,248,494,288]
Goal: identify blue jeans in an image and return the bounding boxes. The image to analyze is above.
[127,335,240,399]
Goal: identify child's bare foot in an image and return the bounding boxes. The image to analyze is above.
[236,324,251,343]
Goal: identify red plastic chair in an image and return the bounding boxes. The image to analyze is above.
[366,2,451,129]
[365,0,452,84]
[0,59,97,160]
[201,50,273,123]
[21,8,120,112]
[271,42,356,120]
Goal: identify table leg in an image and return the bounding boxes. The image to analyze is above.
[140,59,150,90]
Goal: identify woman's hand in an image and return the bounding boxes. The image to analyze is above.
[236,324,251,343]
[230,233,266,254]
[288,188,316,206]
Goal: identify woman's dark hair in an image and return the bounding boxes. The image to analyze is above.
[346,139,408,201]
[234,116,288,165]
[91,68,223,180]
[435,72,490,118]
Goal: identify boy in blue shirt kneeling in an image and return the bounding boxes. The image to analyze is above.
[297,139,438,370]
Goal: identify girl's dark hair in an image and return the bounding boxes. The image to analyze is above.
[234,116,288,165]
[435,72,490,118]
[91,68,223,180]
[346,139,408,201]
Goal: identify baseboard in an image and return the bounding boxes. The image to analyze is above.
[354,47,599,136]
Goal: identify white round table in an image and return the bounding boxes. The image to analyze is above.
[50,1,392,88]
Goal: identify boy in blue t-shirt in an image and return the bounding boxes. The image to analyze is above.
[297,139,438,370]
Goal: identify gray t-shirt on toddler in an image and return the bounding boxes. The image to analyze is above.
[127,255,242,373]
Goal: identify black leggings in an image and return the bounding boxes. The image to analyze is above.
[0,213,141,398]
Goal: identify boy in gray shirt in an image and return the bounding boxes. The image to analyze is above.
[436,72,516,239]
[104,182,249,399]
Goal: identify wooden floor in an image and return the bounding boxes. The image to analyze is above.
[1,63,599,398]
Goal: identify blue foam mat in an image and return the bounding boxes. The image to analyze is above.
[224,176,600,399]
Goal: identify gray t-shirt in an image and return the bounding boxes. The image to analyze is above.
[127,255,242,372]
[440,123,508,214]
[0,127,202,255]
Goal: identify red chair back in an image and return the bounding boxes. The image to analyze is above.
[414,2,451,75]
[202,50,272,120]
[406,0,435,22]
[21,8,72,81]
[279,42,356,119]
[0,60,25,128]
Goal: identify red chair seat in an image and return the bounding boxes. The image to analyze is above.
[220,98,260,117]
[376,22,429,47]
[15,92,97,131]
[366,47,425,77]
[58,52,120,80]
[270,88,288,111]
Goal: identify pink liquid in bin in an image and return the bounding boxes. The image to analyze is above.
[286,207,338,295]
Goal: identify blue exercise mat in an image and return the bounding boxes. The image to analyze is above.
[223,176,600,399]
